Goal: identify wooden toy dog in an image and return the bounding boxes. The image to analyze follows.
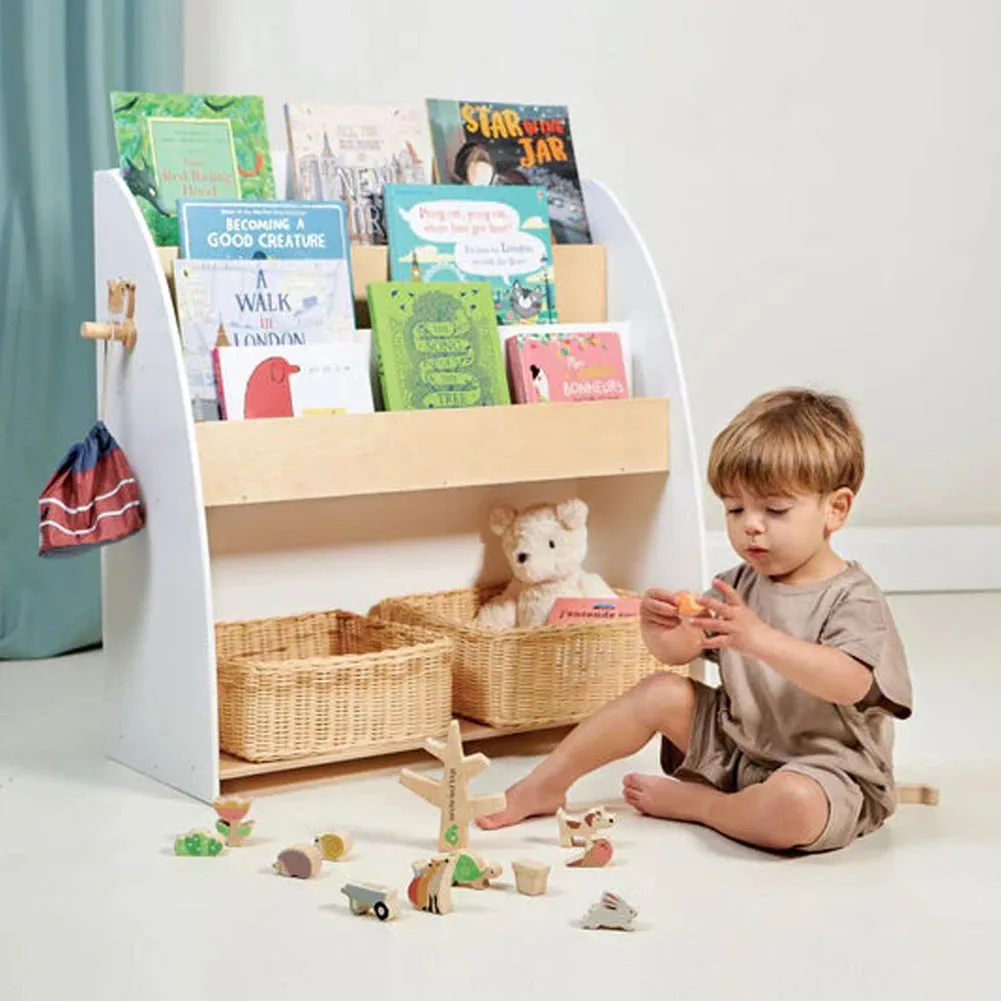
[557,805,615,847]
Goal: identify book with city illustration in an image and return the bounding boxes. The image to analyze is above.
[284,103,432,245]
[426,98,591,244]
[173,259,355,421]
[110,91,275,246]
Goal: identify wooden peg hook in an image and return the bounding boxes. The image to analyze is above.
[81,279,138,349]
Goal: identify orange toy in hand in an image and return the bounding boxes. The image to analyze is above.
[677,591,706,617]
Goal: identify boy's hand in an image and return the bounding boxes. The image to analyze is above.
[690,579,773,657]
[640,587,683,632]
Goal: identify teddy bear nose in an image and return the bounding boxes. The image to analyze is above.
[516,552,530,564]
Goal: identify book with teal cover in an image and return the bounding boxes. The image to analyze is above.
[383,183,557,326]
[110,91,275,246]
[177,199,351,266]
[367,282,510,410]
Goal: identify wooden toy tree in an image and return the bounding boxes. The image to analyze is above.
[399,719,506,851]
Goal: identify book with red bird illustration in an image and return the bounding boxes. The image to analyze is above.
[212,343,374,420]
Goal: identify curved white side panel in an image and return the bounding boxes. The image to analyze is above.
[583,179,708,594]
[94,170,218,802]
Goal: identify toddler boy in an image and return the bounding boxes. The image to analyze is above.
[478,388,913,853]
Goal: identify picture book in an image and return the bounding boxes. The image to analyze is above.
[367,281,510,411]
[546,597,641,625]
[504,326,629,403]
[384,183,557,326]
[110,92,275,246]
[284,103,432,245]
[174,259,355,422]
[177,199,351,264]
[212,343,374,420]
[426,99,591,244]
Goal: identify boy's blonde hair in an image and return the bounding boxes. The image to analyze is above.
[707,388,865,498]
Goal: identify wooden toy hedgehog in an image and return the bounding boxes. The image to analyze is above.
[273,843,324,879]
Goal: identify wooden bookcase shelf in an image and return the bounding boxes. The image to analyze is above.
[219,718,570,781]
[93,168,707,803]
[196,397,669,507]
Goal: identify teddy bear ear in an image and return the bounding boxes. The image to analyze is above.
[488,505,517,535]
[556,498,589,530]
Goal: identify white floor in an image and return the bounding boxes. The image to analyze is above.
[1,592,999,1001]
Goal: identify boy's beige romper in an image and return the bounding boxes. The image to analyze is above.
[661,561,913,852]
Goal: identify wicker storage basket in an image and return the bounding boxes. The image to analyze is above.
[215,610,453,762]
[370,585,686,728]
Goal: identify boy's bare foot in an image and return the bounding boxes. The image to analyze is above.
[475,778,566,830]
[622,772,709,824]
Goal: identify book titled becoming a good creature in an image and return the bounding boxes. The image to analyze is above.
[174,259,355,422]
[177,199,350,263]
[367,282,510,411]
[110,91,275,246]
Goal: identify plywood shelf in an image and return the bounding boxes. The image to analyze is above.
[218,718,571,782]
[195,396,670,508]
[159,243,608,326]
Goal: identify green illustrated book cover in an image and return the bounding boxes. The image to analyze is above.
[368,282,510,411]
[110,91,275,246]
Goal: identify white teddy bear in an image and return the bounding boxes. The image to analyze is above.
[473,498,616,629]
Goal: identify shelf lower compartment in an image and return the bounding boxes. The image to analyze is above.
[219,717,573,786]
[196,396,670,507]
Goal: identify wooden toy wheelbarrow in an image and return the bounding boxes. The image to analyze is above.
[341,882,401,922]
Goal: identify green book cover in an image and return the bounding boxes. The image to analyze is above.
[110,91,275,246]
[368,282,510,410]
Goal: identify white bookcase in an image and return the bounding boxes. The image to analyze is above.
[90,164,708,804]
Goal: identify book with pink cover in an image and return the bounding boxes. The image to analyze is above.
[505,327,629,403]
[546,597,641,625]
[212,343,374,420]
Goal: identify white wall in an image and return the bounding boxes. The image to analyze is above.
[185,0,1001,531]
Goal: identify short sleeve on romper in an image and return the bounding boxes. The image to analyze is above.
[819,579,912,720]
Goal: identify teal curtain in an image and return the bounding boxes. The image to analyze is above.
[0,0,183,659]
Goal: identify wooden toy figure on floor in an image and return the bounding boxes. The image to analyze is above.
[512,859,550,896]
[315,831,353,862]
[556,805,615,847]
[452,853,502,889]
[342,883,401,922]
[399,719,506,852]
[581,892,638,931]
[408,854,461,915]
[273,844,324,879]
[567,836,614,868]
[213,796,255,846]
[174,829,225,856]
